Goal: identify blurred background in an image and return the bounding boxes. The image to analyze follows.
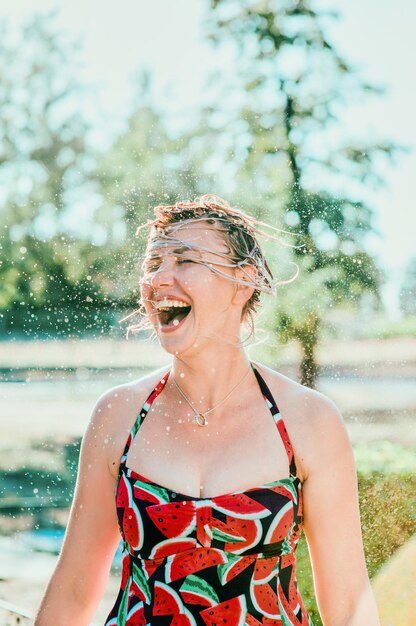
[0,1,415,625]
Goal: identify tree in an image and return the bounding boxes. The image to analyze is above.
[94,76,216,308]
[205,0,396,386]
[0,13,107,337]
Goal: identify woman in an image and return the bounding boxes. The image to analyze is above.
[34,195,380,625]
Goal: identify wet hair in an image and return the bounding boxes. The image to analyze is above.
[120,194,298,343]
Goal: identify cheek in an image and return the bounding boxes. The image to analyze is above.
[140,278,152,295]
[139,281,154,311]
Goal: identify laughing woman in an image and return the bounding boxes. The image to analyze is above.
[34,195,380,626]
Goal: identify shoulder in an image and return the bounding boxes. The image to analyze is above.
[84,365,171,475]
[92,364,171,420]
[253,361,349,481]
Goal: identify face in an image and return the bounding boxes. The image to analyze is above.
[139,221,247,355]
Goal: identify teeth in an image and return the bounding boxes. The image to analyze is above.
[155,299,190,310]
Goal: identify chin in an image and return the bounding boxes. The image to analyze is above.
[158,332,200,359]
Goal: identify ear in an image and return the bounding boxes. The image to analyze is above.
[231,265,257,307]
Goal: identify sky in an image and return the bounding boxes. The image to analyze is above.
[2,0,415,316]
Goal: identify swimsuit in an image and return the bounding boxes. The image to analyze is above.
[104,362,314,625]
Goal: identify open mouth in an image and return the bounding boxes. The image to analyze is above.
[158,305,192,328]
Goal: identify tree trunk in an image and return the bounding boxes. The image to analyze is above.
[298,314,320,389]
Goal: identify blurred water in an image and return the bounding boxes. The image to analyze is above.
[1,371,415,445]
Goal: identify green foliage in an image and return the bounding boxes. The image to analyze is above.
[353,441,416,475]
[0,6,397,350]
[359,472,416,578]
[93,81,213,304]
[0,13,100,336]
[0,12,91,229]
[0,17,210,336]
[295,464,416,625]
[206,0,397,386]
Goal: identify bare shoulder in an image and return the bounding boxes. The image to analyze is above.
[86,364,171,477]
[94,364,171,415]
[253,361,349,481]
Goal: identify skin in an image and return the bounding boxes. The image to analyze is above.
[34,221,381,626]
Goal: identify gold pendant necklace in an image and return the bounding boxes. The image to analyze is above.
[170,364,252,426]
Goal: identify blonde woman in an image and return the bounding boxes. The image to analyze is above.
[35,195,380,625]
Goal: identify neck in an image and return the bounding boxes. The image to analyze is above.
[170,348,253,414]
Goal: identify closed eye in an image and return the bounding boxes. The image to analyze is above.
[177,258,194,264]
[144,257,194,272]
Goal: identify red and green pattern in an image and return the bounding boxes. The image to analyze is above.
[104,364,315,626]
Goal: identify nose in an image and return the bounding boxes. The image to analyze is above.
[149,260,175,290]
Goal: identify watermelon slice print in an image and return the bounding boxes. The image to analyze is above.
[149,537,196,560]
[252,556,280,585]
[264,501,294,545]
[179,574,219,607]
[116,473,131,508]
[133,479,170,504]
[279,562,310,624]
[224,518,263,553]
[217,554,255,585]
[120,552,131,590]
[165,547,227,583]
[250,578,281,620]
[118,576,132,625]
[244,614,263,626]
[131,561,151,604]
[212,494,271,519]
[211,517,250,544]
[200,594,247,626]
[153,580,184,616]
[296,487,303,518]
[141,558,161,580]
[125,599,146,626]
[123,501,144,552]
[153,582,197,626]
[195,502,212,548]
[277,581,301,626]
[146,501,196,537]
[171,609,197,626]
[269,479,298,505]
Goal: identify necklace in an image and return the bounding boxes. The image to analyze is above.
[170,363,252,426]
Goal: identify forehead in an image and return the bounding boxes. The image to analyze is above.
[147,220,229,253]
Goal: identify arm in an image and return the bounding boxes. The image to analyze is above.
[301,395,381,626]
[34,388,125,626]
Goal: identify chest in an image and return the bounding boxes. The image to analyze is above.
[122,394,292,499]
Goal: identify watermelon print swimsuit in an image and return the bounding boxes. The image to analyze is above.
[104,362,315,626]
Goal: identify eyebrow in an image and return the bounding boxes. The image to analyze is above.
[173,246,193,254]
[148,245,197,259]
